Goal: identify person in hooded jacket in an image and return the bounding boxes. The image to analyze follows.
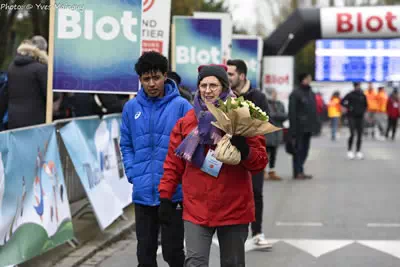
[341,82,368,160]
[159,64,268,267]
[120,51,192,267]
[5,38,50,129]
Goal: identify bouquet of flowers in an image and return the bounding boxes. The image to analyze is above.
[206,96,280,165]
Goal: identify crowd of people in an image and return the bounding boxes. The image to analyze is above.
[117,51,308,266]
[327,82,399,160]
[1,36,399,267]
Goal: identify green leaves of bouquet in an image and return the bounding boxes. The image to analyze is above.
[217,96,269,122]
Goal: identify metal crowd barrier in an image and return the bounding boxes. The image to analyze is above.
[53,116,99,204]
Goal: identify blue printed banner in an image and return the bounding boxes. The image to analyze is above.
[53,0,143,93]
[0,126,74,266]
[59,117,124,230]
[173,16,222,92]
[231,35,263,89]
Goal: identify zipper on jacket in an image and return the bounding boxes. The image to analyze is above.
[150,102,156,205]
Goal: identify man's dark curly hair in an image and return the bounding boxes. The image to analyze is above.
[135,51,168,77]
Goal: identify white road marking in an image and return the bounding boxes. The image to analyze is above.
[276,222,323,227]
[367,223,400,228]
[283,239,354,257]
[357,241,400,259]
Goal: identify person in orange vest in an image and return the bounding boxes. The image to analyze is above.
[364,82,379,138]
[375,86,388,138]
[328,91,341,141]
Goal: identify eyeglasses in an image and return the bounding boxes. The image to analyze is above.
[199,83,222,92]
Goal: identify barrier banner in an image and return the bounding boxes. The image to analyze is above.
[173,16,222,91]
[97,114,131,208]
[53,0,143,94]
[0,126,74,266]
[142,0,172,56]
[60,118,124,230]
[231,35,263,89]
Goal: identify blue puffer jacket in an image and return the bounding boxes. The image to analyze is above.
[120,79,192,206]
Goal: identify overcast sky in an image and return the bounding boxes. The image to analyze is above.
[226,0,381,35]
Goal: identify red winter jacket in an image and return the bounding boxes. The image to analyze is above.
[159,109,268,227]
[386,97,400,119]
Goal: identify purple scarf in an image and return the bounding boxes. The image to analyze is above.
[175,90,234,167]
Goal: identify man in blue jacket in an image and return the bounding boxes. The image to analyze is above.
[120,51,192,267]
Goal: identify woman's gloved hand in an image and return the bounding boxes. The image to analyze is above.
[230,135,250,160]
[158,198,175,225]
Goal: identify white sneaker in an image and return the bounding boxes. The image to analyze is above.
[356,152,364,160]
[347,151,355,160]
[252,233,272,249]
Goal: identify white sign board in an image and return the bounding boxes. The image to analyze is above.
[142,0,172,57]
[321,6,400,38]
[262,56,294,110]
[193,12,232,63]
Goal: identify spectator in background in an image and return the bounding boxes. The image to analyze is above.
[341,82,368,160]
[265,88,287,181]
[314,91,326,136]
[365,82,379,138]
[167,71,193,103]
[376,86,388,138]
[56,93,127,119]
[4,37,55,129]
[120,52,192,267]
[386,89,399,141]
[227,59,272,249]
[328,91,342,141]
[288,73,318,180]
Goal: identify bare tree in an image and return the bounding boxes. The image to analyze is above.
[0,0,27,69]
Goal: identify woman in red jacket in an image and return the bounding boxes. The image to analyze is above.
[158,64,268,267]
[386,89,399,140]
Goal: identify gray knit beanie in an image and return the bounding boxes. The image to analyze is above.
[197,64,229,91]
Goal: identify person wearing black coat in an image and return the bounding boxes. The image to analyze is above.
[5,40,49,129]
[341,82,368,160]
[227,59,272,249]
[288,73,318,180]
[265,89,287,181]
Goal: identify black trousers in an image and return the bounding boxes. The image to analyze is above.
[386,117,398,140]
[266,146,277,169]
[135,203,185,267]
[251,171,264,237]
[292,132,311,177]
[348,116,364,152]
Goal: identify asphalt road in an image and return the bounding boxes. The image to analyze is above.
[88,129,400,267]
